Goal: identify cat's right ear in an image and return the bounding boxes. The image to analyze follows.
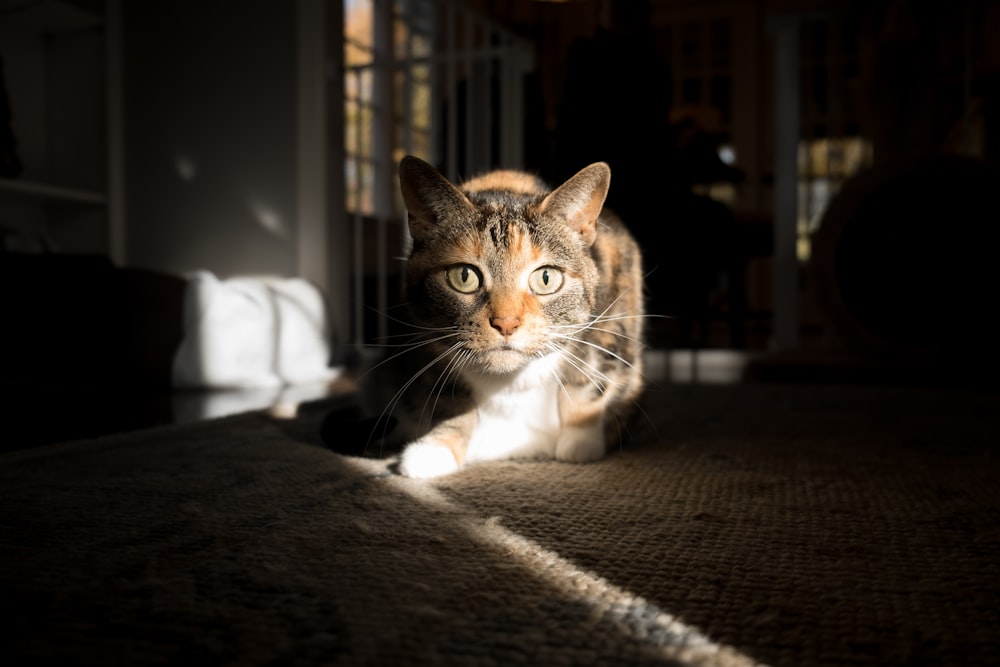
[399,156,475,240]
[537,162,611,247]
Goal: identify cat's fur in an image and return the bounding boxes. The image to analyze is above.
[350,156,645,478]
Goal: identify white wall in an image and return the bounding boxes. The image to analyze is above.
[122,0,298,278]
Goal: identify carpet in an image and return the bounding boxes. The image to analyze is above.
[1,379,998,666]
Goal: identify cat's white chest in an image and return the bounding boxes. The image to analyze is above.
[465,355,562,463]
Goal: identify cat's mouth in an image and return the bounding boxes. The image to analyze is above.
[492,343,525,360]
[479,343,530,374]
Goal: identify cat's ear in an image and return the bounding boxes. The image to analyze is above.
[537,162,610,246]
[399,156,475,240]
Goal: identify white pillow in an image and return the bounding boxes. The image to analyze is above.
[172,270,339,389]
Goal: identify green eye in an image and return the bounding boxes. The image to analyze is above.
[445,265,481,293]
[528,267,564,295]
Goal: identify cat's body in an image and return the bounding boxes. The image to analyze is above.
[347,156,645,478]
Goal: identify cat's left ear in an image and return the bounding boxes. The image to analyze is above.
[399,156,475,240]
[537,162,610,246]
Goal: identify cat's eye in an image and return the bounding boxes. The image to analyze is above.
[528,267,564,295]
[445,265,481,293]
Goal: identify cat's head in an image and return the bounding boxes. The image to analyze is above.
[398,156,610,375]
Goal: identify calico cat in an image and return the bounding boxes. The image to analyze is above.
[336,156,645,478]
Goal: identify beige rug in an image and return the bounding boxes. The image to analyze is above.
[2,380,998,666]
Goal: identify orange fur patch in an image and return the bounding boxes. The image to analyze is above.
[440,236,485,266]
[561,404,604,429]
[433,428,471,466]
[521,289,543,318]
[463,170,546,195]
[490,291,524,322]
[507,225,526,258]
[595,233,621,271]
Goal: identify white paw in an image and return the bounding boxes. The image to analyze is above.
[555,426,606,463]
[399,442,460,478]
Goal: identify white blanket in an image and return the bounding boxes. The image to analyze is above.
[172,271,341,389]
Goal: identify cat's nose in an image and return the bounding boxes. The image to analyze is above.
[490,316,522,337]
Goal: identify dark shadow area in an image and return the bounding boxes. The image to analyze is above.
[813,154,1000,355]
[0,249,185,450]
[540,1,751,349]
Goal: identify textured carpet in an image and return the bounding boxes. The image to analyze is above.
[1,380,998,666]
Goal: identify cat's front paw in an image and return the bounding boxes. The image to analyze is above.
[399,442,460,478]
[555,425,606,463]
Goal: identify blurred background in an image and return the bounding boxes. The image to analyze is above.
[2,0,1000,443]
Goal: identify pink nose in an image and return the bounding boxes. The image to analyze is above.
[490,316,522,337]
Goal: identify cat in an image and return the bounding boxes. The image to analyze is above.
[328,156,646,478]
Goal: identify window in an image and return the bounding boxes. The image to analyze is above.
[796,17,872,262]
[342,0,532,345]
[344,0,432,218]
[797,136,872,261]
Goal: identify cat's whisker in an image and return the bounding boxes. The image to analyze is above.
[368,325,459,342]
[558,324,647,348]
[543,344,585,403]
[394,341,464,402]
[364,331,459,352]
[385,320,459,334]
[372,341,465,448]
[552,308,667,329]
[365,304,461,335]
[549,332,638,372]
[422,345,468,425]
[578,284,668,328]
[588,312,671,325]
[588,286,638,324]
[597,284,633,313]
[548,341,615,394]
[357,331,463,381]
[548,309,661,341]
